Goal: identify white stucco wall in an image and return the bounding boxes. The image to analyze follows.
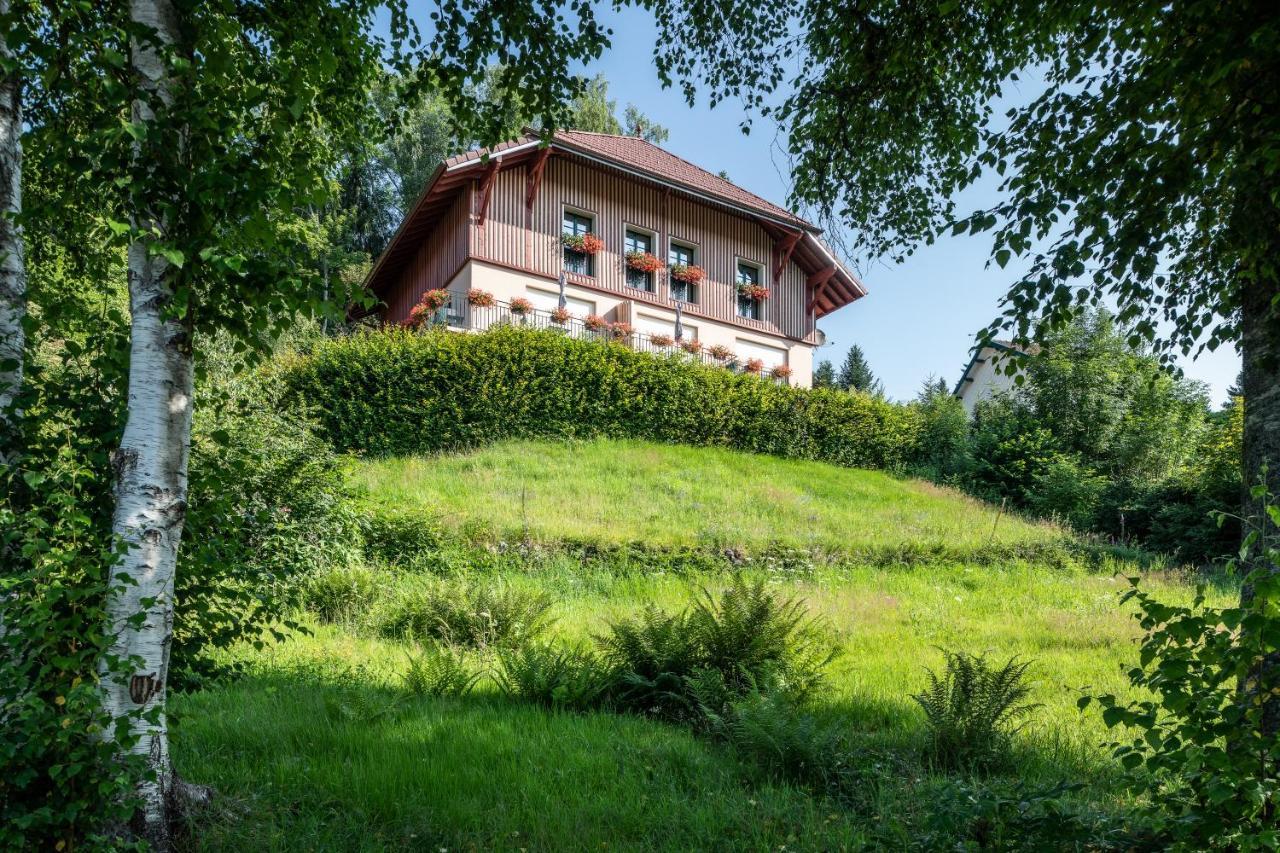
[461,260,818,386]
[957,346,1022,415]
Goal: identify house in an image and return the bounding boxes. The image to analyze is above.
[953,340,1029,415]
[362,129,866,387]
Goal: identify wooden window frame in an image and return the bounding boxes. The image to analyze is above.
[667,238,699,304]
[622,222,658,293]
[561,204,598,277]
[735,256,766,321]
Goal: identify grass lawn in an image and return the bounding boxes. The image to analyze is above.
[174,439,1232,851]
[351,438,1062,555]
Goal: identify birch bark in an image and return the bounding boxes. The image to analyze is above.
[0,0,24,434]
[99,0,192,841]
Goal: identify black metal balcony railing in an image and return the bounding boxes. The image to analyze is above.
[420,291,791,384]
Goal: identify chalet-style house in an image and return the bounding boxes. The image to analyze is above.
[363,129,866,387]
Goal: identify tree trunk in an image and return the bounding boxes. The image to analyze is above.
[0,0,24,437]
[99,0,190,844]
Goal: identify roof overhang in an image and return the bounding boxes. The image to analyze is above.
[363,133,866,319]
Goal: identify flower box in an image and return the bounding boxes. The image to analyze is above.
[650,333,675,348]
[736,283,771,302]
[743,358,764,375]
[509,297,534,316]
[708,344,733,361]
[625,251,664,274]
[609,322,633,340]
[583,314,609,332]
[669,264,705,284]
[562,233,604,255]
[770,364,793,381]
[679,339,703,355]
[467,289,497,308]
[550,306,572,325]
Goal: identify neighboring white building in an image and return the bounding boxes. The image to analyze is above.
[953,341,1028,415]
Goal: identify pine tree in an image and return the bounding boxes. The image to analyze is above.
[812,359,835,388]
[837,345,882,395]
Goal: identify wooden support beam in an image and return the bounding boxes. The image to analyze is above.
[476,157,502,226]
[525,147,552,210]
[772,231,802,282]
[805,265,837,314]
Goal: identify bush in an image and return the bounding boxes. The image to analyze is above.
[912,649,1037,771]
[374,577,554,648]
[303,563,381,622]
[402,645,481,697]
[281,327,922,472]
[1084,493,1280,850]
[361,503,444,565]
[599,575,837,722]
[1025,453,1107,530]
[494,643,611,710]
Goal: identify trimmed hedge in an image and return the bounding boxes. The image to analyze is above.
[280,327,922,470]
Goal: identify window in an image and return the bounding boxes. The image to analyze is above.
[563,210,595,276]
[624,228,655,291]
[668,241,697,303]
[736,260,764,320]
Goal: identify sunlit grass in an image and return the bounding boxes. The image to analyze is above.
[351,438,1062,554]
[174,439,1232,850]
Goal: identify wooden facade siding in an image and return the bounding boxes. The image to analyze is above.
[385,189,469,323]
[470,155,815,341]
[383,150,827,342]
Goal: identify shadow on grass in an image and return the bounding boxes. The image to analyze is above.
[171,669,871,852]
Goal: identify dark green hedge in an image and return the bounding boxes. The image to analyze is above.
[280,327,923,471]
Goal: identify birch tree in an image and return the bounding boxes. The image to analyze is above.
[0,0,23,434]
[83,0,610,841]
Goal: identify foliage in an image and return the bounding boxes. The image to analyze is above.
[600,576,836,723]
[283,327,923,472]
[302,564,381,623]
[561,232,604,254]
[651,0,1277,372]
[360,503,445,566]
[912,649,1037,771]
[401,645,480,698]
[374,576,555,649]
[1024,453,1108,531]
[669,263,704,283]
[509,296,533,315]
[1084,491,1280,851]
[494,643,612,710]
[836,344,882,396]
[911,375,969,481]
[811,359,835,389]
[625,250,664,273]
[567,73,669,142]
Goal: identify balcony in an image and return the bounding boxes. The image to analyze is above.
[412,290,792,384]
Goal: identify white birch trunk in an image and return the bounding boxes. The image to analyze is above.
[100,0,190,841]
[0,0,24,433]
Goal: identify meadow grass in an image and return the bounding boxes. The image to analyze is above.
[174,439,1233,850]
[350,438,1062,554]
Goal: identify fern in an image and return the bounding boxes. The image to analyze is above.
[494,643,610,710]
[402,645,481,698]
[912,649,1039,771]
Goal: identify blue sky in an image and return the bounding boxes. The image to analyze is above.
[401,3,1242,405]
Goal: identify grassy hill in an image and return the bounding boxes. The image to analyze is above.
[174,438,1228,851]
[352,438,1061,556]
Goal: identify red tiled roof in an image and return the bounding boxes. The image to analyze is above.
[446,130,817,231]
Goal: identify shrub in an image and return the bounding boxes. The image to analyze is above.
[599,576,836,721]
[1025,453,1108,530]
[912,649,1037,771]
[361,503,444,565]
[1083,493,1280,850]
[282,327,922,472]
[402,645,481,697]
[375,577,554,648]
[494,643,611,709]
[303,563,381,622]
